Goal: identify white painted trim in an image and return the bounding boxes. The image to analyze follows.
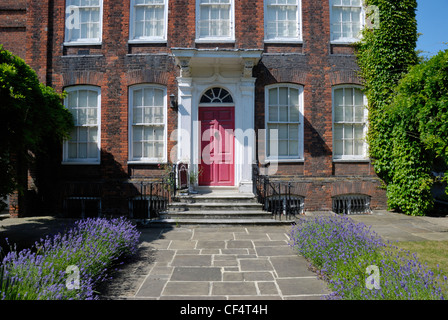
[129,0,168,42]
[264,83,305,162]
[62,85,101,165]
[64,0,103,45]
[329,0,365,43]
[264,0,302,42]
[128,84,168,163]
[331,84,369,161]
[195,0,235,42]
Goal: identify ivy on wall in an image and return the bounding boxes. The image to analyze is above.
[356,0,448,216]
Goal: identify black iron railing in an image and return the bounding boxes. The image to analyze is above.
[61,164,179,220]
[332,194,371,215]
[253,167,304,220]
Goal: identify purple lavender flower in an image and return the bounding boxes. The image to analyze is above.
[289,215,447,300]
[0,217,140,300]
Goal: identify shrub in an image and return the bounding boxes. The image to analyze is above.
[0,217,140,300]
[289,215,447,300]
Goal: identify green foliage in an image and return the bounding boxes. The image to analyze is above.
[387,49,448,215]
[356,0,419,184]
[0,47,73,204]
[355,0,443,216]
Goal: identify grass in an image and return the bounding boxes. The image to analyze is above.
[395,240,448,296]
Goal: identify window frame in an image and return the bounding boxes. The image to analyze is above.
[332,85,369,161]
[264,83,304,162]
[195,0,235,43]
[129,0,168,43]
[128,84,168,164]
[63,85,101,165]
[64,0,103,46]
[329,0,365,44]
[264,0,302,43]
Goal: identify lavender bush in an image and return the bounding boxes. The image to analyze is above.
[289,215,447,300]
[0,217,140,300]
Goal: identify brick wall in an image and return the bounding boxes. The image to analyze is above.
[0,1,27,59]
[2,0,387,215]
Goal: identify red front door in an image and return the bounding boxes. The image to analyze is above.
[199,107,235,186]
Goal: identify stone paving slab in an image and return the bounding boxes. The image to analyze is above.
[121,225,331,300]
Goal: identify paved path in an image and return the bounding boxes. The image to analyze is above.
[2,210,448,300]
[100,225,331,300]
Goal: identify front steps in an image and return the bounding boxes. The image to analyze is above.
[150,187,295,226]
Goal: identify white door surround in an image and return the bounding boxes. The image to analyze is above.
[172,48,262,193]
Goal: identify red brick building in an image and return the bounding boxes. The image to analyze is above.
[1,0,387,217]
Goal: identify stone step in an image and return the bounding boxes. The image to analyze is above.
[169,202,263,212]
[161,210,271,220]
[147,217,295,226]
[175,194,258,204]
[160,187,293,225]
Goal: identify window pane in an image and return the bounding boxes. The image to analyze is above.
[344,105,353,122]
[79,127,88,142]
[143,107,152,123]
[334,125,343,140]
[144,142,154,158]
[269,106,279,122]
[344,140,353,155]
[354,88,364,106]
[68,142,77,159]
[133,142,142,158]
[345,125,354,139]
[269,88,278,105]
[154,89,164,106]
[278,141,288,156]
[153,107,164,123]
[78,90,88,108]
[279,106,288,121]
[133,107,143,123]
[88,142,97,158]
[144,88,154,106]
[345,88,354,106]
[78,108,87,125]
[88,128,98,142]
[154,127,164,140]
[334,106,344,122]
[155,142,164,158]
[334,140,343,156]
[78,143,88,158]
[143,127,154,141]
[354,106,364,122]
[354,139,363,155]
[289,124,299,139]
[289,140,298,156]
[278,87,288,105]
[278,124,288,140]
[133,89,143,106]
[133,126,143,141]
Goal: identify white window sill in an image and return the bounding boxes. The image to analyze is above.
[63,41,102,46]
[264,39,303,44]
[62,161,100,165]
[195,38,235,43]
[128,39,167,44]
[263,158,304,164]
[333,158,370,162]
[128,160,166,165]
[330,40,359,45]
